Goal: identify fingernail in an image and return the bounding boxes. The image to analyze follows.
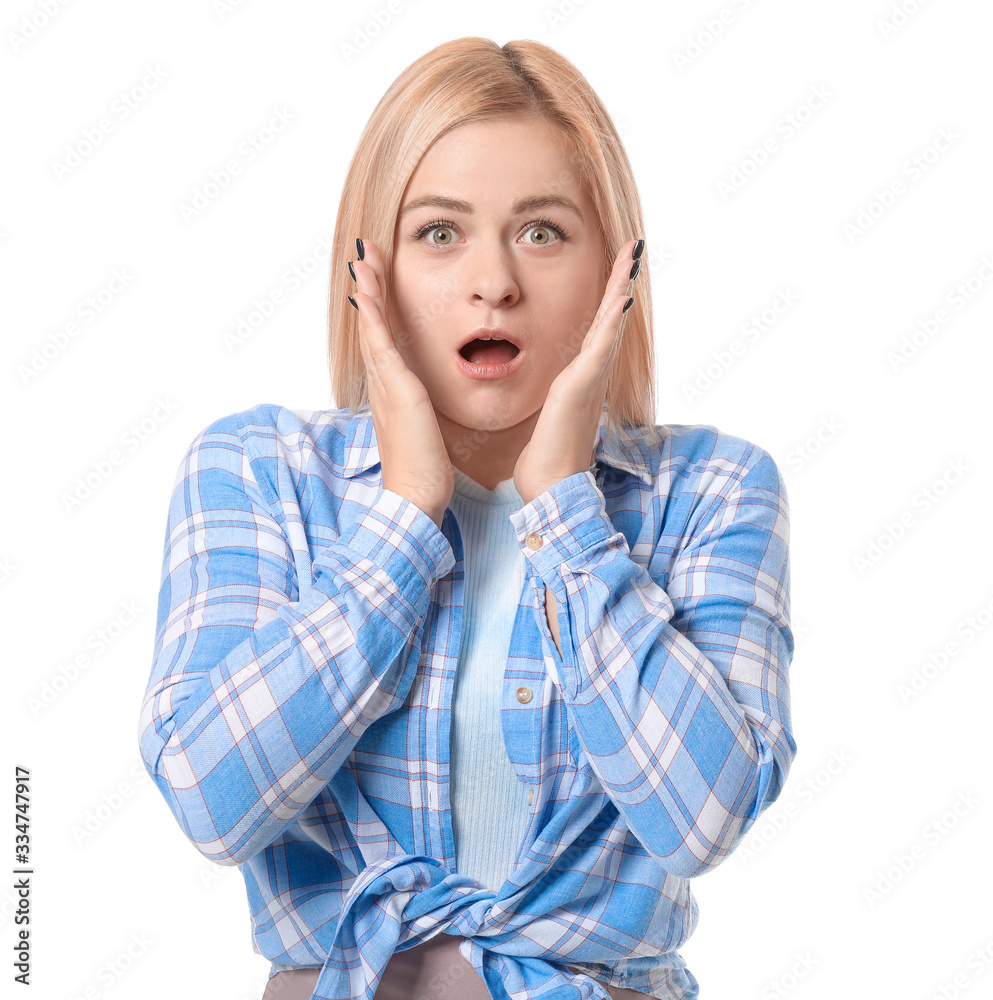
[355,237,365,261]
[628,259,641,281]
[347,295,358,311]
[622,296,634,313]
[347,260,356,282]
[632,239,645,261]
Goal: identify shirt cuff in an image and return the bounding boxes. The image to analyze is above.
[508,470,620,580]
[318,488,455,606]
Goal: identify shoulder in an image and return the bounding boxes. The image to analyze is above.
[187,402,362,464]
[175,404,369,507]
[618,420,787,507]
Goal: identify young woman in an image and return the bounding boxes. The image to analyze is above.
[139,37,796,1000]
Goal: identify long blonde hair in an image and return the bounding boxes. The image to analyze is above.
[327,36,656,433]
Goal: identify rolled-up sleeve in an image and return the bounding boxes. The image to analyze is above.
[138,415,453,865]
[510,451,796,879]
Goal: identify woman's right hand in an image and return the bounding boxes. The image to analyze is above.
[350,237,453,530]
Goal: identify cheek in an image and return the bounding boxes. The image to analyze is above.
[391,269,452,333]
[548,263,604,312]
[552,289,602,347]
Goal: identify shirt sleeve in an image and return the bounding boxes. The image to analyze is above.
[511,451,796,879]
[138,415,454,865]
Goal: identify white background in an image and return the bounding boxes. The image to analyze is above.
[4,1,992,998]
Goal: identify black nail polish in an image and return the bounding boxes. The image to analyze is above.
[347,295,358,311]
[347,260,356,282]
[629,259,641,281]
[622,296,634,313]
[632,239,645,261]
[355,237,365,261]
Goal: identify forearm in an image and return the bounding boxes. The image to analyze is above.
[141,487,453,865]
[514,461,795,879]
[543,585,563,658]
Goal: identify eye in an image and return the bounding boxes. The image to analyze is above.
[520,219,570,245]
[425,225,456,246]
[409,217,571,247]
[411,220,460,245]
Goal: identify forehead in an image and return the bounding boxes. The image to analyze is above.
[402,116,588,207]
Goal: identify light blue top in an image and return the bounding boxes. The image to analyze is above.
[447,466,531,891]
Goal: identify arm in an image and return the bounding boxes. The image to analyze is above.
[138,415,453,866]
[519,450,795,879]
[544,586,563,658]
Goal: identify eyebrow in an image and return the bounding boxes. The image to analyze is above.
[399,193,584,222]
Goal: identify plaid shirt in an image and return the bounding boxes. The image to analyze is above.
[139,399,796,1000]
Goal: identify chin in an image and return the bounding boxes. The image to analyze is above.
[437,397,536,433]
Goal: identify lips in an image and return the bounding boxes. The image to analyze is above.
[457,327,522,360]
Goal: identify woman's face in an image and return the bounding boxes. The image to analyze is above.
[387,115,606,468]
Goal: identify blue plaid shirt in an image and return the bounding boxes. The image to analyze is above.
[139,399,796,1000]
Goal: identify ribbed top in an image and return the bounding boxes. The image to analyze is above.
[446,466,532,891]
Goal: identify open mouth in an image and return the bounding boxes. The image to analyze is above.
[458,339,521,365]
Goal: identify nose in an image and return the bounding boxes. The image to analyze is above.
[466,238,520,309]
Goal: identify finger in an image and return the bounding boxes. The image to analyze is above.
[580,242,637,356]
[352,291,396,391]
[353,239,388,328]
[352,239,396,384]
[589,293,632,376]
[582,240,640,351]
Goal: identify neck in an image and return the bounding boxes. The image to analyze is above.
[437,409,539,491]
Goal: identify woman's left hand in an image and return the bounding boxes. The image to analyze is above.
[513,238,643,506]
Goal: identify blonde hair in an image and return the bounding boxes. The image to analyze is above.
[327,36,656,433]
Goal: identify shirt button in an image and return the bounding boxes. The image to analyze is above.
[525,532,543,550]
[516,686,533,704]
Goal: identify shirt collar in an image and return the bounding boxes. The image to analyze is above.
[338,398,654,486]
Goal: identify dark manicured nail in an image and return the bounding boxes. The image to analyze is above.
[347,260,356,282]
[632,238,645,260]
[355,237,365,261]
[629,259,641,281]
[622,296,634,313]
[347,295,358,311]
